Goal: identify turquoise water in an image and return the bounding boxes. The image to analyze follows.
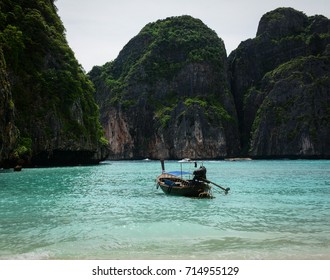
[0,160,329,260]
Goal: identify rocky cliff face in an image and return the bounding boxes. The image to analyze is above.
[0,47,19,167]
[91,9,329,160]
[228,7,330,158]
[0,0,109,167]
[3,5,326,163]
[90,16,240,159]
[249,54,330,157]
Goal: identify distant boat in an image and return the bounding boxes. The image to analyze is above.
[14,165,22,172]
[156,159,230,198]
[225,157,252,161]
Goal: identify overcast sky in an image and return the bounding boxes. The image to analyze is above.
[55,0,330,72]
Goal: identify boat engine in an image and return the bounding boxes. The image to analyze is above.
[193,166,207,180]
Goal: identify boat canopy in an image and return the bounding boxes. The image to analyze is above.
[166,171,192,176]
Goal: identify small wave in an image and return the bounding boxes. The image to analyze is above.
[2,251,51,260]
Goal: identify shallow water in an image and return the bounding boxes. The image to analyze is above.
[0,160,329,259]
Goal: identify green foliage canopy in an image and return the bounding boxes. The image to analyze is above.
[0,0,107,163]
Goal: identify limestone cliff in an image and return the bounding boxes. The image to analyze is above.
[0,0,109,167]
[4,5,326,162]
[228,7,330,158]
[249,54,330,157]
[90,16,240,159]
[0,47,19,167]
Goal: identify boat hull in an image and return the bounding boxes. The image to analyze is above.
[156,173,212,198]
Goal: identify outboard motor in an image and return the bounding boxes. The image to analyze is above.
[193,166,207,181]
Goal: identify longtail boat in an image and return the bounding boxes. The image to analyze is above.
[156,159,230,198]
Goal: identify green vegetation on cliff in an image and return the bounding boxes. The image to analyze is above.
[93,16,228,107]
[90,15,239,159]
[229,7,330,158]
[2,5,328,162]
[138,16,226,78]
[0,0,108,166]
[0,46,19,166]
[250,54,330,157]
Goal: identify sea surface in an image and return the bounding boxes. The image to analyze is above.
[0,160,329,260]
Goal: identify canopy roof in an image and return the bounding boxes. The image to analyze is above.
[166,171,192,176]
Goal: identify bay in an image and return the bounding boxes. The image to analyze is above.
[0,160,329,259]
